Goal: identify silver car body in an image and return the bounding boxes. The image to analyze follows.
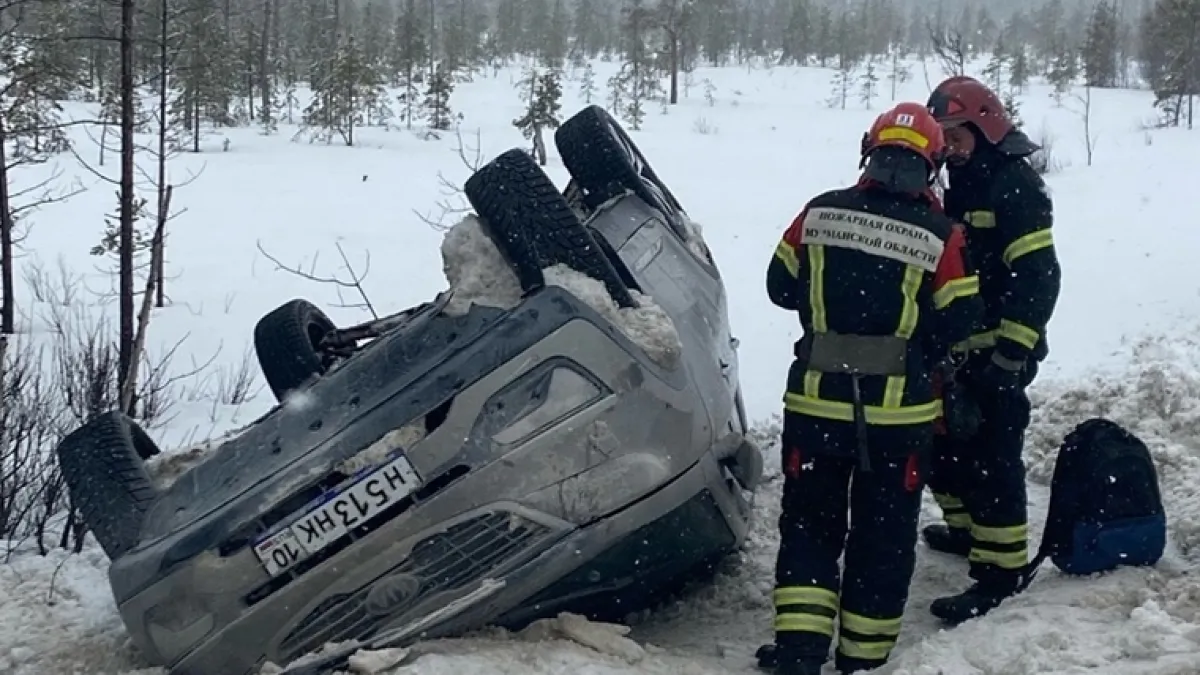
[108,192,762,675]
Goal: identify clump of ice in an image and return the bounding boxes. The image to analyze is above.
[440,216,523,316]
[543,264,682,368]
[336,421,427,475]
[516,612,647,663]
[680,216,714,262]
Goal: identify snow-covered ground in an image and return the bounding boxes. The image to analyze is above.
[3,58,1200,675]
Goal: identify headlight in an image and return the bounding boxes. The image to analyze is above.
[491,365,605,445]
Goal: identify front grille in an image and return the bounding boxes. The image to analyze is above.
[278,510,551,660]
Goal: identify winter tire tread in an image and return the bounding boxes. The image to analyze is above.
[55,410,160,560]
[254,299,335,401]
[464,148,636,308]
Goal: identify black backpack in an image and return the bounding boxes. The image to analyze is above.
[1024,417,1166,583]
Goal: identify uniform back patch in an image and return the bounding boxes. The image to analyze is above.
[802,207,945,272]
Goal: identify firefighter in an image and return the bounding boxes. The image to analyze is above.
[759,102,983,675]
[922,76,1063,624]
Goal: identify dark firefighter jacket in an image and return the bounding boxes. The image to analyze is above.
[943,144,1062,364]
[767,181,983,428]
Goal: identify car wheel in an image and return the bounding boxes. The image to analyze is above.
[464,148,637,308]
[254,299,336,401]
[554,105,686,225]
[56,411,160,559]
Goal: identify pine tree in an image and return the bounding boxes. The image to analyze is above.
[170,0,239,151]
[858,60,879,109]
[1082,0,1120,88]
[982,40,1008,94]
[1009,48,1031,92]
[513,69,563,165]
[827,57,855,110]
[1047,39,1078,104]
[304,34,389,146]
[423,63,456,131]
[391,0,427,130]
[887,48,910,100]
[1140,0,1200,128]
[580,61,596,103]
[608,0,661,131]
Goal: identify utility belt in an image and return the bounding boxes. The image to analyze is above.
[794,332,909,472]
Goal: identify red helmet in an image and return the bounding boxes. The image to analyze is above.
[926,76,1014,145]
[860,102,946,172]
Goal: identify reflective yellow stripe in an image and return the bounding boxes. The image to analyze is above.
[968,547,1029,569]
[971,522,1028,545]
[838,610,901,661]
[883,265,922,409]
[1003,228,1054,265]
[944,511,972,528]
[803,369,822,397]
[896,264,921,339]
[803,246,827,403]
[808,245,827,332]
[936,492,974,528]
[773,586,838,609]
[774,240,800,277]
[882,375,905,408]
[932,275,980,309]
[952,329,996,353]
[776,613,836,635]
[966,210,996,228]
[784,392,940,425]
[933,493,963,509]
[933,493,973,529]
[999,319,1039,350]
[877,126,930,148]
[841,611,901,636]
[838,638,895,660]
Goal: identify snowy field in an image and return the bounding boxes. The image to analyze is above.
[3,57,1200,675]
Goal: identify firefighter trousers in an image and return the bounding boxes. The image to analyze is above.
[928,358,1036,586]
[773,427,927,671]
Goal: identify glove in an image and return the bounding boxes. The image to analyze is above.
[979,351,1025,392]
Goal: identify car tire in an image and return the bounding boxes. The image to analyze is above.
[254,299,336,401]
[56,411,160,559]
[554,105,686,224]
[464,148,637,308]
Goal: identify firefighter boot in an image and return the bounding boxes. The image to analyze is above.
[929,575,1022,625]
[835,653,889,673]
[921,524,971,557]
[756,644,824,675]
[779,660,825,675]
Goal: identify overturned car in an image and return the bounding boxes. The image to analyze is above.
[55,105,763,675]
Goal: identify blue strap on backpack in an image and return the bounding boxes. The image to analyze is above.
[1020,417,1166,588]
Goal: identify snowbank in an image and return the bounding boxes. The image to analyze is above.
[5,329,1200,675]
[438,215,683,368]
[881,329,1200,675]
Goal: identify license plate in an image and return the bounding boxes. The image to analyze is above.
[253,454,422,577]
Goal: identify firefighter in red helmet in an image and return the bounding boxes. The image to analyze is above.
[922,76,1062,624]
[757,102,983,674]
